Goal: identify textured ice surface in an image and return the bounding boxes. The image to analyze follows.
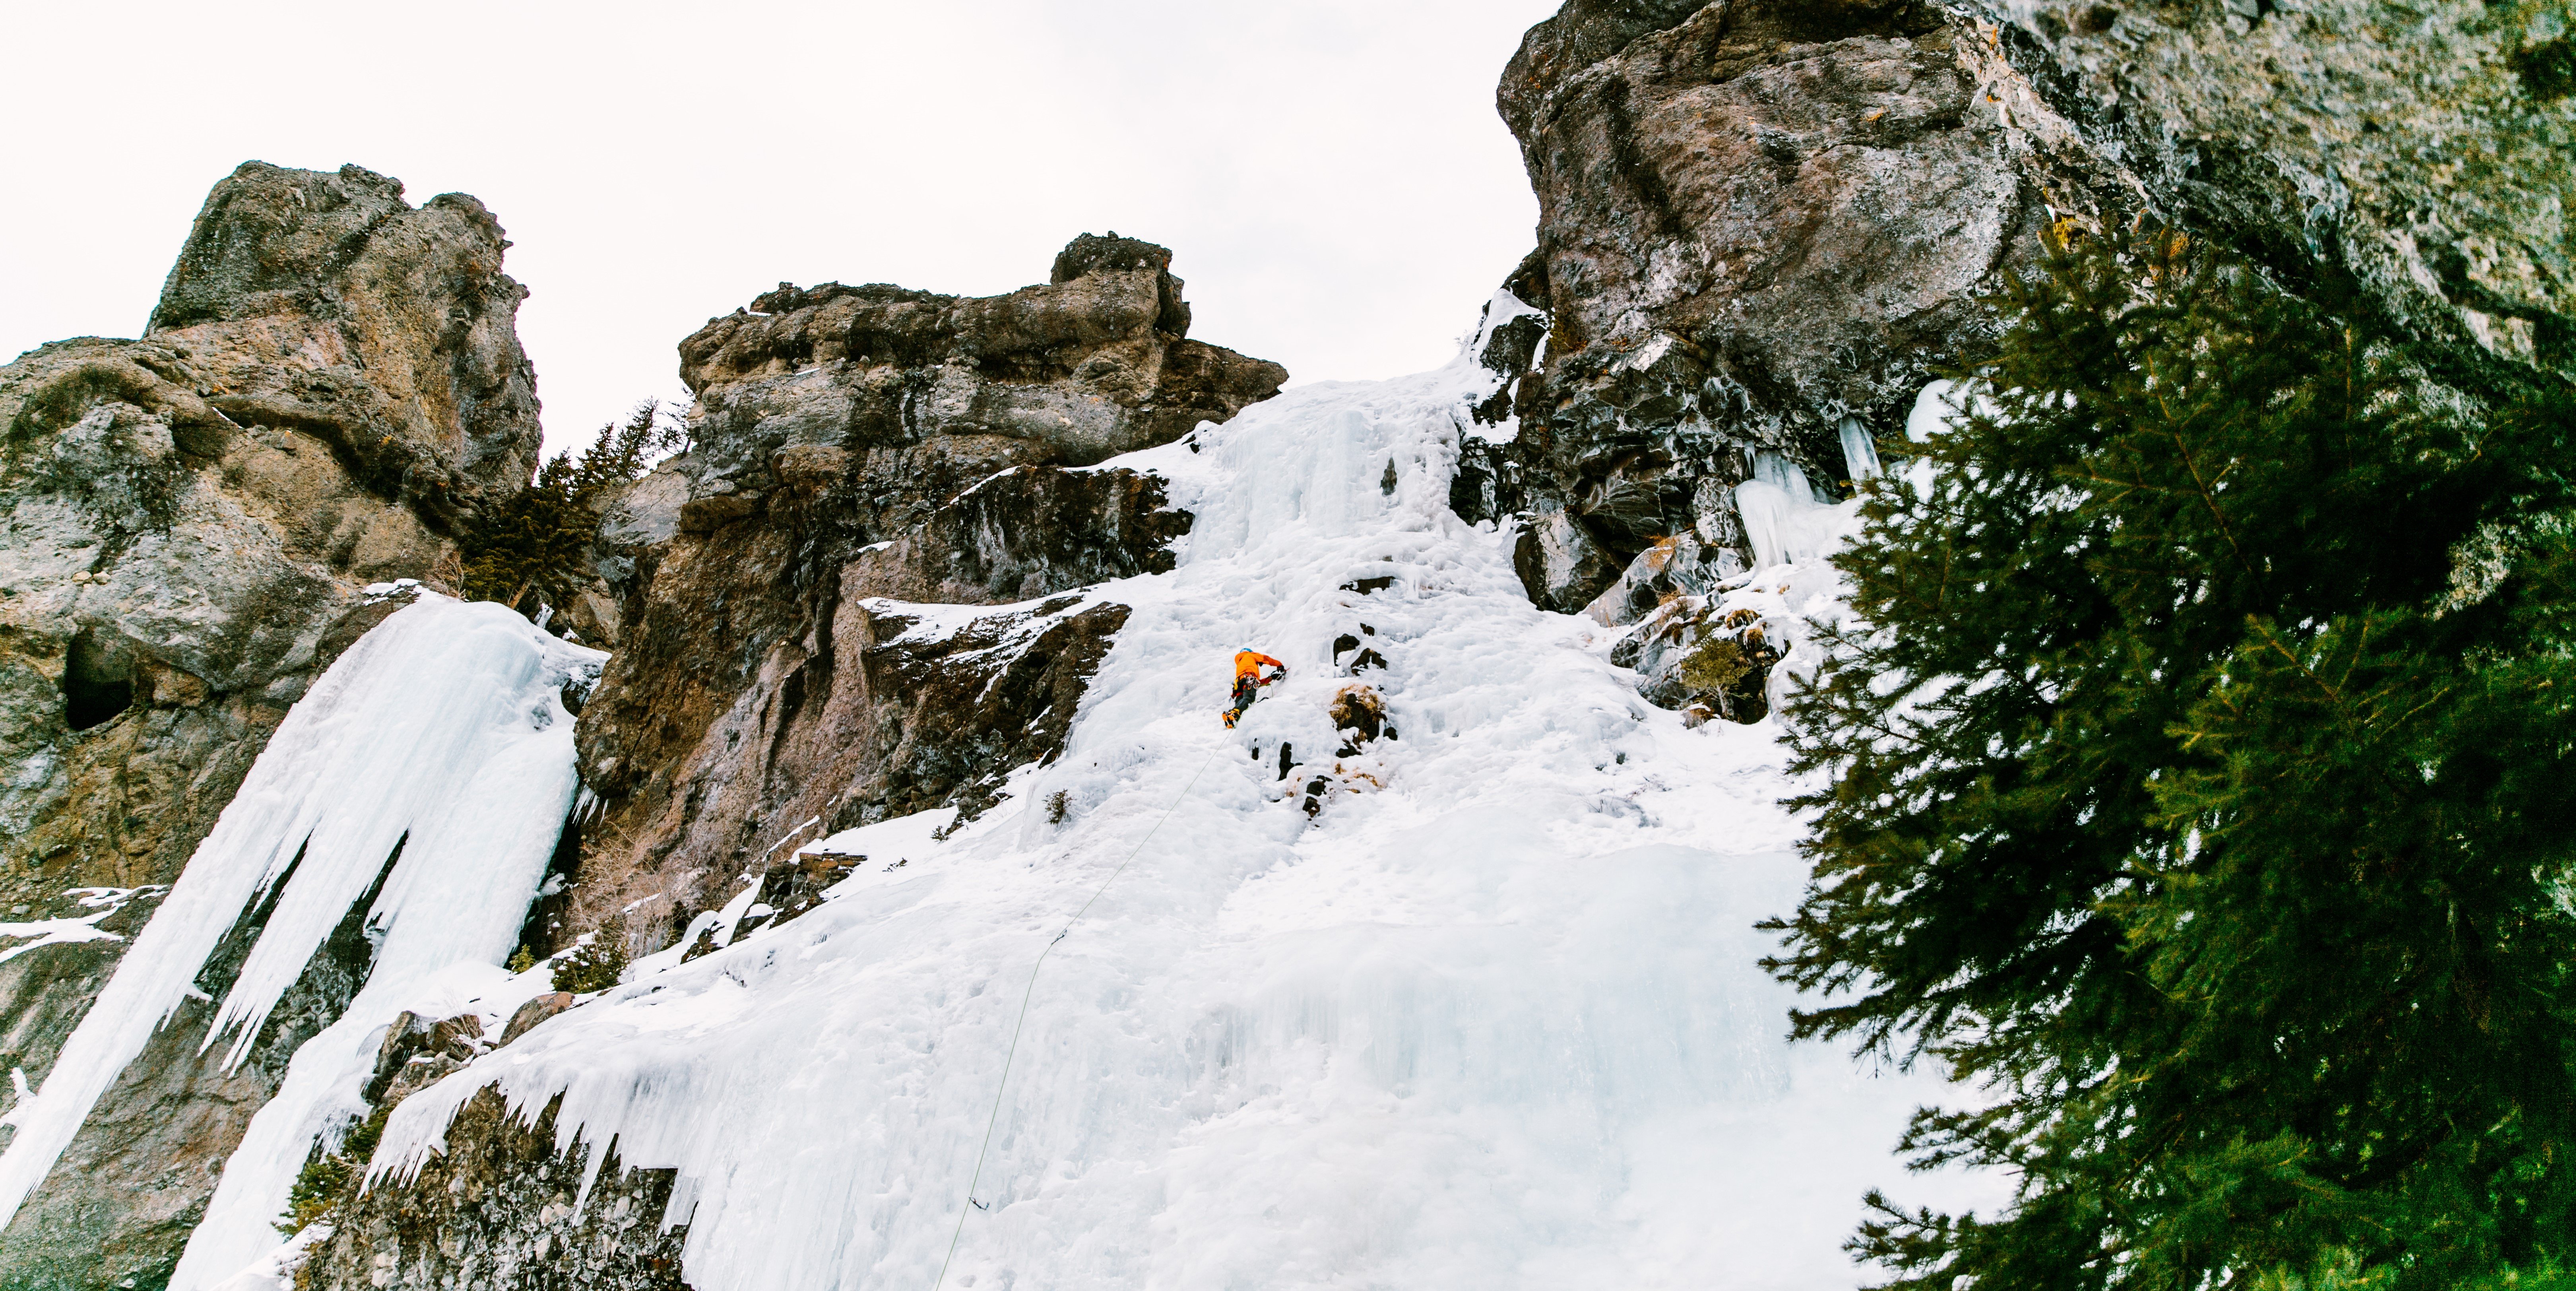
[168,598,601,1288]
[0,596,598,1285]
[365,341,1998,1289]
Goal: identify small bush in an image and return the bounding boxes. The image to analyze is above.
[457,400,687,618]
[505,945,535,974]
[1676,637,1752,694]
[275,1105,388,1235]
[551,930,630,994]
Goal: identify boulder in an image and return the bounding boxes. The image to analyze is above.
[1613,597,1785,724]
[1490,0,2057,606]
[364,1011,488,1107]
[498,992,577,1046]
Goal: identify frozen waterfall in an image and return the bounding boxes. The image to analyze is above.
[0,595,599,1287]
[363,333,1998,1289]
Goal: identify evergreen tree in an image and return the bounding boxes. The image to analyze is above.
[456,399,685,616]
[1764,231,2576,1288]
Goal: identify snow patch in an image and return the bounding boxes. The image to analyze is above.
[0,886,163,967]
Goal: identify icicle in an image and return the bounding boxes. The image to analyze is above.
[1838,416,1882,482]
[1732,479,1797,573]
[1750,449,1836,506]
[167,598,600,1288]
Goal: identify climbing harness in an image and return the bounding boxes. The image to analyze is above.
[930,744,1224,1291]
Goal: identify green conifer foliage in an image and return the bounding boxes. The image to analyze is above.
[456,400,685,615]
[275,1105,388,1235]
[550,928,630,994]
[1764,231,2576,1288]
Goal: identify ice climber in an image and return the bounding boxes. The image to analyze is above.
[1224,648,1287,728]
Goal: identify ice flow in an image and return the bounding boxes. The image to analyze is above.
[0,595,600,1282]
[367,318,1996,1290]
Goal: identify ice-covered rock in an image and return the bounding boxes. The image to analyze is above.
[1578,532,1742,629]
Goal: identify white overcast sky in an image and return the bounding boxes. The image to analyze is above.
[0,0,1563,456]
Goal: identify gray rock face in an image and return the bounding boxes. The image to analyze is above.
[147,161,545,519]
[0,161,542,1288]
[1490,0,2056,609]
[1955,0,2574,389]
[1484,0,2572,615]
[842,464,1193,605]
[672,231,1282,490]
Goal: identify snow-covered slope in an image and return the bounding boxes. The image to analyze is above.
[360,322,1996,1289]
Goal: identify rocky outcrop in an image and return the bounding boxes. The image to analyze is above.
[673,230,1282,485]
[548,235,1280,960]
[0,161,542,1287]
[146,162,544,518]
[293,236,1275,1291]
[1482,0,2573,615]
[1486,0,2062,610]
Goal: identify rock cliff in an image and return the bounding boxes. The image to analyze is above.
[553,233,1279,962]
[1480,0,2570,618]
[1483,0,2063,611]
[14,0,2566,1282]
[1964,0,2572,391]
[0,161,541,1290]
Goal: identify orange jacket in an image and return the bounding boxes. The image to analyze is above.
[1234,650,1285,682]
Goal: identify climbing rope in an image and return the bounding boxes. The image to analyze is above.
[930,743,1225,1291]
